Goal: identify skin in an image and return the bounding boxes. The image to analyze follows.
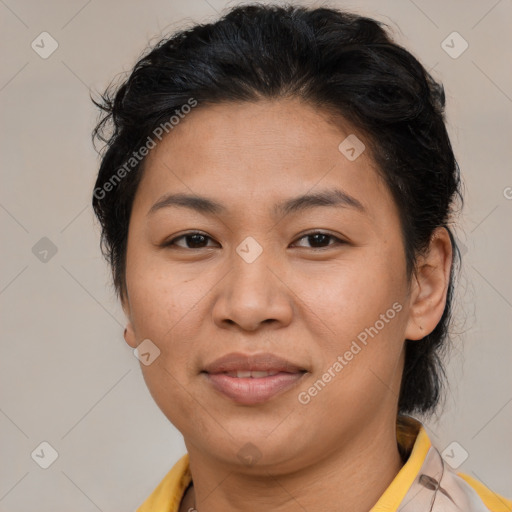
[121,98,452,512]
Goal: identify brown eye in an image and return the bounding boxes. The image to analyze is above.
[292,231,345,249]
[164,232,218,249]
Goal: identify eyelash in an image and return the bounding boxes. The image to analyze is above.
[162,231,346,251]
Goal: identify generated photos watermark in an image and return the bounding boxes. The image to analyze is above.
[93,97,198,200]
[298,301,403,404]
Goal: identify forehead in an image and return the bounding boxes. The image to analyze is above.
[149,98,358,159]
[135,98,393,221]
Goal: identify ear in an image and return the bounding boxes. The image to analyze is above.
[121,293,138,349]
[404,227,453,341]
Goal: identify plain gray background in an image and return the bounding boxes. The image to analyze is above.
[1,0,511,510]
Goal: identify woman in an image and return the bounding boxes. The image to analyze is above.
[91,4,511,511]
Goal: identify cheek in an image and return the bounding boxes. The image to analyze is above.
[126,268,205,427]
[297,247,407,398]
[126,247,200,336]
[297,246,405,339]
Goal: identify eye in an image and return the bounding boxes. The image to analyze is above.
[292,231,345,250]
[163,231,218,249]
[162,230,345,250]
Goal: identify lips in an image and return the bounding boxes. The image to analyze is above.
[202,352,308,404]
[202,352,306,374]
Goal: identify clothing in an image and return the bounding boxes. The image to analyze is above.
[136,416,511,511]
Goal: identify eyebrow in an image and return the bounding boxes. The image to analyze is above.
[147,188,367,218]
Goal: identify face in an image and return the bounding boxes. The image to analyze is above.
[122,98,425,474]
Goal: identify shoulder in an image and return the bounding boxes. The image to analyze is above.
[376,417,511,512]
[456,472,512,512]
[400,438,511,512]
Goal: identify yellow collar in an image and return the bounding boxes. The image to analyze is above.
[370,415,430,511]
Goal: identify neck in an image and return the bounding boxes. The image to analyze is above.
[182,418,404,512]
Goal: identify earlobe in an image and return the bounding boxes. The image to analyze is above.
[404,227,452,341]
[123,321,138,349]
[121,292,137,348]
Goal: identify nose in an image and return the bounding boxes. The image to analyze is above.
[212,243,294,332]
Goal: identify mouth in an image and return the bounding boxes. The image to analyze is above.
[201,352,308,405]
[222,370,290,378]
